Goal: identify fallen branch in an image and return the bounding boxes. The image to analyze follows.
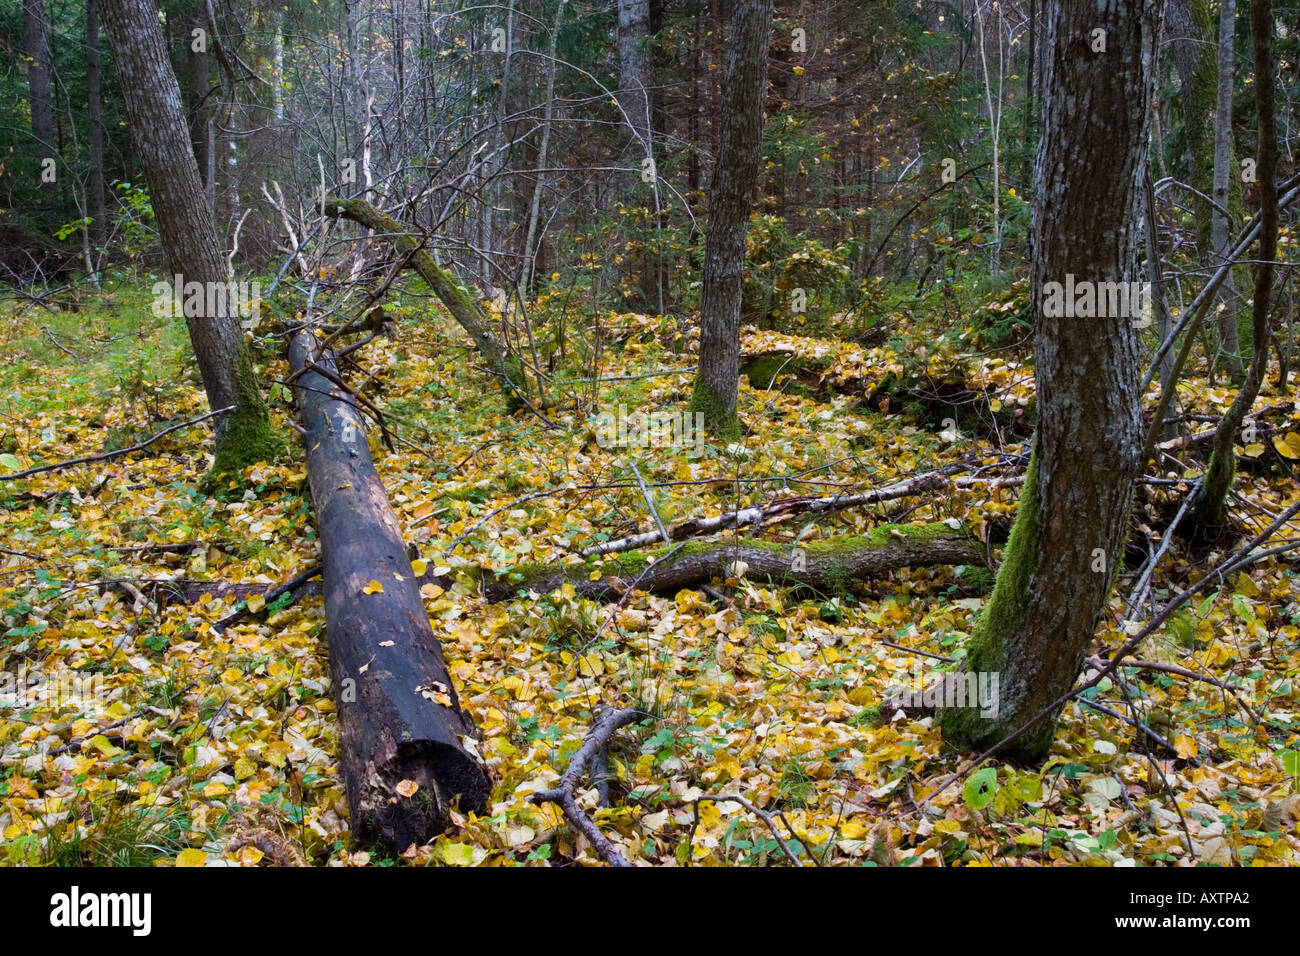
[211,564,323,634]
[0,406,235,482]
[1154,403,1293,455]
[319,195,522,402]
[530,707,642,867]
[686,793,805,866]
[579,467,964,557]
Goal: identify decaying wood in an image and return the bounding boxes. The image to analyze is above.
[488,523,986,602]
[318,196,522,401]
[290,328,490,853]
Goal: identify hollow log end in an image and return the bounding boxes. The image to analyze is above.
[356,739,492,854]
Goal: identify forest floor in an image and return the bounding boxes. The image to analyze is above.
[2,282,1299,866]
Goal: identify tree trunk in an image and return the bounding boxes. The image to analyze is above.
[485,523,985,603]
[184,2,213,212]
[290,331,491,853]
[480,0,517,286]
[100,0,280,482]
[521,0,566,294]
[1189,0,1279,531]
[23,0,56,201]
[1211,0,1242,377]
[1167,0,1247,379]
[688,0,773,440]
[616,0,653,151]
[86,0,106,250]
[941,0,1158,764]
[320,196,524,402]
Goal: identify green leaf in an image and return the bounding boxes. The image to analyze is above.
[963,767,998,810]
[1280,750,1300,777]
[0,453,20,471]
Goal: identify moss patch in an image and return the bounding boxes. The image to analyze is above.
[204,405,286,496]
[941,448,1041,752]
[687,383,742,442]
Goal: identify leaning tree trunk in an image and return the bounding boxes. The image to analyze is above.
[1190,0,1279,531]
[100,0,279,482]
[688,0,773,440]
[320,196,524,402]
[941,0,1159,764]
[290,330,491,853]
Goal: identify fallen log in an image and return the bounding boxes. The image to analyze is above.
[290,329,490,853]
[487,522,987,602]
[319,196,524,402]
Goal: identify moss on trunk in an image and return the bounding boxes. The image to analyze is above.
[204,364,285,492]
[687,383,742,442]
[204,395,286,494]
[940,449,1044,756]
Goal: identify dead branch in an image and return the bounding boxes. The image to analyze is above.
[530,706,642,867]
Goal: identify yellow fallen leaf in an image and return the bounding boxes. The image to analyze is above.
[236,845,264,866]
[1274,432,1300,459]
[245,593,266,613]
[435,842,475,866]
[362,579,384,595]
[88,734,124,757]
[1174,734,1198,759]
[411,559,428,576]
[395,779,420,798]
[175,848,208,867]
[839,820,869,839]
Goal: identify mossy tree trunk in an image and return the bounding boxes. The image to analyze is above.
[1189,0,1280,531]
[320,196,524,404]
[101,0,280,482]
[688,0,773,441]
[941,0,1156,764]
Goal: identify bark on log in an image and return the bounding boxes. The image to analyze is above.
[486,523,986,602]
[290,330,490,852]
[318,196,522,402]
